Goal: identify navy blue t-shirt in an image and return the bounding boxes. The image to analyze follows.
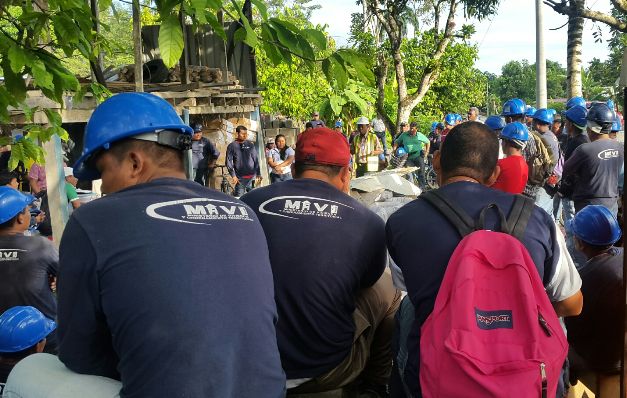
[57,178,285,397]
[241,178,386,379]
[562,138,624,211]
[386,182,571,397]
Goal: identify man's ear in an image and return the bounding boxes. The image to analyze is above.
[486,164,500,186]
[127,149,148,178]
[17,208,30,226]
[339,166,351,194]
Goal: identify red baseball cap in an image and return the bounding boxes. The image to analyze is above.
[295,127,351,167]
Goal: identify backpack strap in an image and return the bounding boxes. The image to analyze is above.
[476,203,510,234]
[421,190,475,237]
[506,195,535,241]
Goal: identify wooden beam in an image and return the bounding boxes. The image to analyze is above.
[132,0,143,92]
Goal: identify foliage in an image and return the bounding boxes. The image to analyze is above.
[490,60,567,106]
[318,79,377,131]
[257,50,331,120]
[406,33,487,119]
[0,0,369,168]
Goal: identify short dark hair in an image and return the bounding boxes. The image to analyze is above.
[105,138,184,171]
[0,171,18,186]
[440,121,499,183]
[507,115,525,123]
[236,125,247,133]
[293,162,343,178]
[0,209,25,231]
[410,122,418,128]
[305,122,314,129]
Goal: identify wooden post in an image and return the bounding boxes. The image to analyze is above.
[179,11,189,85]
[43,134,69,248]
[132,0,143,92]
[89,0,106,84]
[218,11,229,83]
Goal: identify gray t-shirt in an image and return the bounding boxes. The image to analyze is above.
[539,131,560,165]
[0,234,58,344]
[562,138,624,209]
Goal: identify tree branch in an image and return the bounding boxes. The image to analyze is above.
[406,0,458,107]
[544,0,627,32]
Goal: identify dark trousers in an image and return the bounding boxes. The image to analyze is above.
[405,156,425,187]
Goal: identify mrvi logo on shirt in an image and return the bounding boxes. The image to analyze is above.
[0,249,26,261]
[597,149,620,160]
[258,196,353,220]
[146,198,253,225]
[475,308,513,330]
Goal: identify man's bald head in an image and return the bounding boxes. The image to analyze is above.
[439,121,499,184]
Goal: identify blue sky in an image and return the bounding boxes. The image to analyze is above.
[309,0,614,74]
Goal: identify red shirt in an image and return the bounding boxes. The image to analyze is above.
[491,155,528,194]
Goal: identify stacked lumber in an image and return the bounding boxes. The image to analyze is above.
[117,64,237,84]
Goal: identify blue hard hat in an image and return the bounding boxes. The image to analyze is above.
[525,106,537,117]
[334,120,343,128]
[430,121,439,132]
[0,306,56,353]
[501,98,526,116]
[73,93,193,181]
[485,115,506,131]
[607,99,615,110]
[396,146,407,157]
[566,205,621,246]
[566,96,586,110]
[533,108,554,125]
[0,187,35,225]
[500,121,529,142]
[587,103,615,128]
[564,105,588,129]
[611,114,622,132]
[445,113,456,125]
[454,114,462,123]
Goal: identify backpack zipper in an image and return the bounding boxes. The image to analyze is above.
[541,362,547,398]
[538,313,552,336]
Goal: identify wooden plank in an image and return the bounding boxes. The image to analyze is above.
[176,104,256,114]
[145,82,200,93]
[219,87,266,93]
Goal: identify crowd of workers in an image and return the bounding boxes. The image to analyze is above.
[0,91,623,398]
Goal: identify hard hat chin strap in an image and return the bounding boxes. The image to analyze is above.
[133,130,192,151]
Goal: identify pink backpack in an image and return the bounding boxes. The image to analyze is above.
[419,191,568,398]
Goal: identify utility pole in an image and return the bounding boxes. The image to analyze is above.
[535,0,547,108]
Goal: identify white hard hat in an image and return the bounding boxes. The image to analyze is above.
[63,167,74,177]
[356,116,370,125]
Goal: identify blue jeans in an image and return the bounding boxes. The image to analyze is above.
[270,173,292,184]
[535,187,554,217]
[233,177,254,197]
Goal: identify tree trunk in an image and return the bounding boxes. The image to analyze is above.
[566,0,584,98]
[375,54,394,134]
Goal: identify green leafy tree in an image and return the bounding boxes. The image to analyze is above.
[491,60,567,106]
[0,0,370,167]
